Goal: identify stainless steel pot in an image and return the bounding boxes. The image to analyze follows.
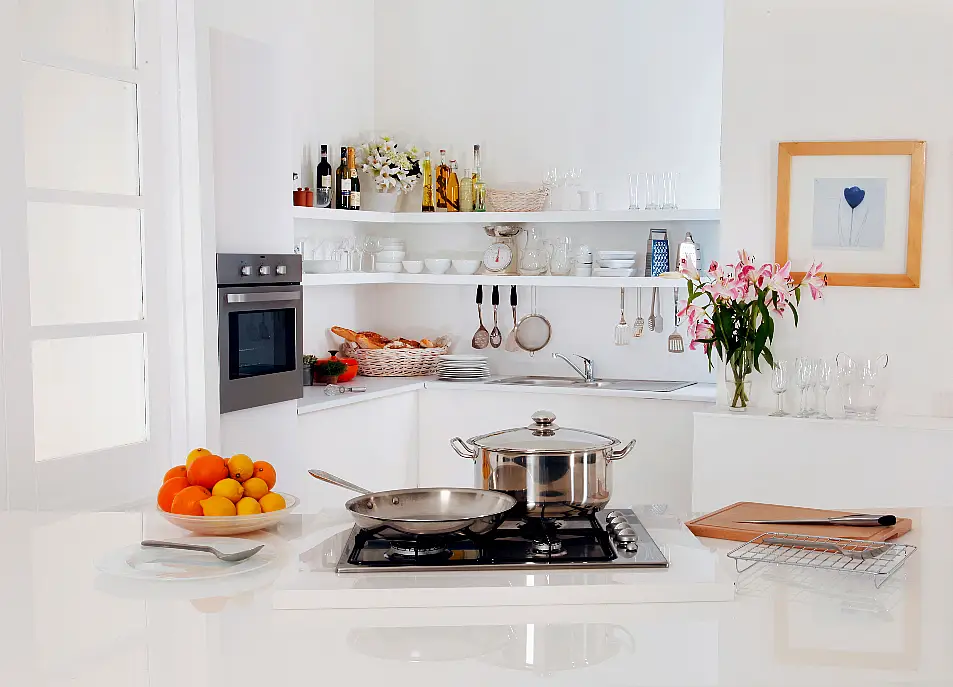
[450,410,636,518]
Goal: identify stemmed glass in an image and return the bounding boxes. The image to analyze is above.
[795,357,813,418]
[769,361,789,417]
[356,235,379,272]
[815,359,833,419]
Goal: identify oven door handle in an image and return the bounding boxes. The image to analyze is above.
[224,291,301,304]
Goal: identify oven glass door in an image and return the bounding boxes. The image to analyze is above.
[219,286,303,413]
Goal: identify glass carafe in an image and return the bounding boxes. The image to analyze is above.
[549,236,572,276]
[519,227,550,276]
[836,353,888,420]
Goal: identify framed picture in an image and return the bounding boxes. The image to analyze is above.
[775,140,926,288]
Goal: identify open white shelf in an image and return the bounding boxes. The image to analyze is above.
[302,272,686,288]
[292,206,720,224]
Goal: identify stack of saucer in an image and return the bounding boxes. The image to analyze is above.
[593,250,638,277]
[436,355,490,381]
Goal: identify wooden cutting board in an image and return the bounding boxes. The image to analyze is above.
[686,502,912,543]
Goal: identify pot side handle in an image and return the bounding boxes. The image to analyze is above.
[450,437,478,461]
[609,439,637,461]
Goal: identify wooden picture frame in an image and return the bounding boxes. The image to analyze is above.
[775,140,926,288]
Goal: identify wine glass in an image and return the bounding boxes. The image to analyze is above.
[795,357,813,418]
[806,357,822,416]
[769,360,789,417]
[356,235,379,272]
[815,358,833,419]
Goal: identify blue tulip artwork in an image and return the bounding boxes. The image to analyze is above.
[812,178,887,250]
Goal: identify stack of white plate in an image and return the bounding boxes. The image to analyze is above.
[594,250,638,277]
[376,238,407,273]
[436,354,490,381]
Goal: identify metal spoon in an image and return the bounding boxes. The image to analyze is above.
[504,285,519,352]
[140,540,264,562]
[489,285,503,348]
[632,288,644,338]
[647,287,657,332]
[471,285,489,349]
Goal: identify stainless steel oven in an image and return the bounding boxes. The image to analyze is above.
[217,253,303,413]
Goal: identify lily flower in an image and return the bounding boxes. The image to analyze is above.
[802,262,826,300]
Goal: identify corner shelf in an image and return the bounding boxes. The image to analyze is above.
[302,273,686,288]
[292,206,720,224]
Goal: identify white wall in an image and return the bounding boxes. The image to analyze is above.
[720,0,953,417]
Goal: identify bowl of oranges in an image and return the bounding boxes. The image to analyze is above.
[156,448,298,535]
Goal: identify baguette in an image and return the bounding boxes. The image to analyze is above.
[330,326,358,343]
[420,339,435,348]
[396,338,422,349]
[355,334,385,350]
[358,331,391,347]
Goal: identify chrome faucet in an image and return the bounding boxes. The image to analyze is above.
[553,353,595,383]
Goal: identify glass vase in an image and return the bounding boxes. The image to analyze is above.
[724,350,753,412]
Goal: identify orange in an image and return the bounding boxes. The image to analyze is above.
[187,454,228,489]
[252,461,277,490]
[163,465,187,483]
[157,476,190,512]
[258,492,286,513]
[242,477,269,500]
[186,447,212,470]
[227,454,255,482]
[170,485,211,515]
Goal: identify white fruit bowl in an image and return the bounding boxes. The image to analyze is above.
[157,492,299,535]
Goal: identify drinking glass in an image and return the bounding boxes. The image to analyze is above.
[644,173,660,210]
[661,172,679,210]
[815,358,833,419]
[769,361,789,417]
[806,357,821,416]
[795,357,813,418]
[356,235,379,272]
[628,173,641,210]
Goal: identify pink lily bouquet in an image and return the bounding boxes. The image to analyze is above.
[679,251,825,411]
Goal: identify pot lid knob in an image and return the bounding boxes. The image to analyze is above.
[530,410,557,428]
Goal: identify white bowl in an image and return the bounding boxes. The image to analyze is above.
[375,262,404,273]
[303,259,341,274]
[402,260,424,274]
[452,259,481,275]
[424,258,452,274]
[157,492,299,535]
[596,250,637,261]
[592,267,635,277]
[376,250,406,263]
[598,259,637,269]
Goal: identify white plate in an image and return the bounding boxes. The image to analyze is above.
[96,537,277,581]
[592,267,636,277]
[157,492,298,535]
[439,355,489,361]
[596,251,637,260]
[597,259,636,269]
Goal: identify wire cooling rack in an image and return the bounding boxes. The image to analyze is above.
[727,533,916,588]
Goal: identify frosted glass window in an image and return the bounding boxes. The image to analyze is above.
[32,334,147,461]
[28,203,143,326]
[19,0,136,67]
[22,63,140,195]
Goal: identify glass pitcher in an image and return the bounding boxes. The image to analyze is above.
[835,352,888,420]
[520,226,550,276]
[549,236,572,276]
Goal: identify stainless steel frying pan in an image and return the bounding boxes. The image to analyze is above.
[308,469,517,540]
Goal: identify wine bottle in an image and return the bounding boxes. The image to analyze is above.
[435,149,450,210]
[421,151,435,212]
[472,144,486,212]
[315,144,332,208]
[447,160,460,212]
[336,146,350,209]
[347,147,361,211]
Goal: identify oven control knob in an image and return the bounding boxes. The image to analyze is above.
[614,526,637,539]
[240,265,252,277]
[615,532,639,543]
[623,541,639,553]
[607,519,628,532]
[276,265,288,275]
[259,265,272,276]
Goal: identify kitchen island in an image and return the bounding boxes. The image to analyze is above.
[1,507,946,686]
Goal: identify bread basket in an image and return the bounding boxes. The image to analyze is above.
[486,186,550,212]
[341,343,450,377]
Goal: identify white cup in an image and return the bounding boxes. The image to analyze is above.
[577,189,595,211]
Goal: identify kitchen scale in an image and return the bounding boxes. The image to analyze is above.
[481,225,522,275]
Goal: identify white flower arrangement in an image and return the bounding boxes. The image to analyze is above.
[358,136,422,194]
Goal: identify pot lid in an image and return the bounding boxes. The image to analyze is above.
[467,411,619,453]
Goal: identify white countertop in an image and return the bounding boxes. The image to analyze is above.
[298,376,717,415]
[2,506,948,686]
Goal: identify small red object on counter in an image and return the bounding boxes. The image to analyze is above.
[293,187,306,206]
[318,350,359,383]
[304,187,314,207]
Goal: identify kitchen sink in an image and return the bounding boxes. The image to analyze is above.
[489,376,696,392]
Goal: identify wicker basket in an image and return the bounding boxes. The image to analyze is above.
[342,344,449,377]
[486,187,549,212]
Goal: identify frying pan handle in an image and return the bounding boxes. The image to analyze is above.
[609,439,637,461]
[450,437,478,461]
[308,469,371,495]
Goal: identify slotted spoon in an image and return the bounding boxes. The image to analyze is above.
[471,285,489,349]
[632,288,645,338]
[504,285,520,352]
[647,287,657,332]
[489,285,503,348]
[667,287,684,353]
[614,288,631,345]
